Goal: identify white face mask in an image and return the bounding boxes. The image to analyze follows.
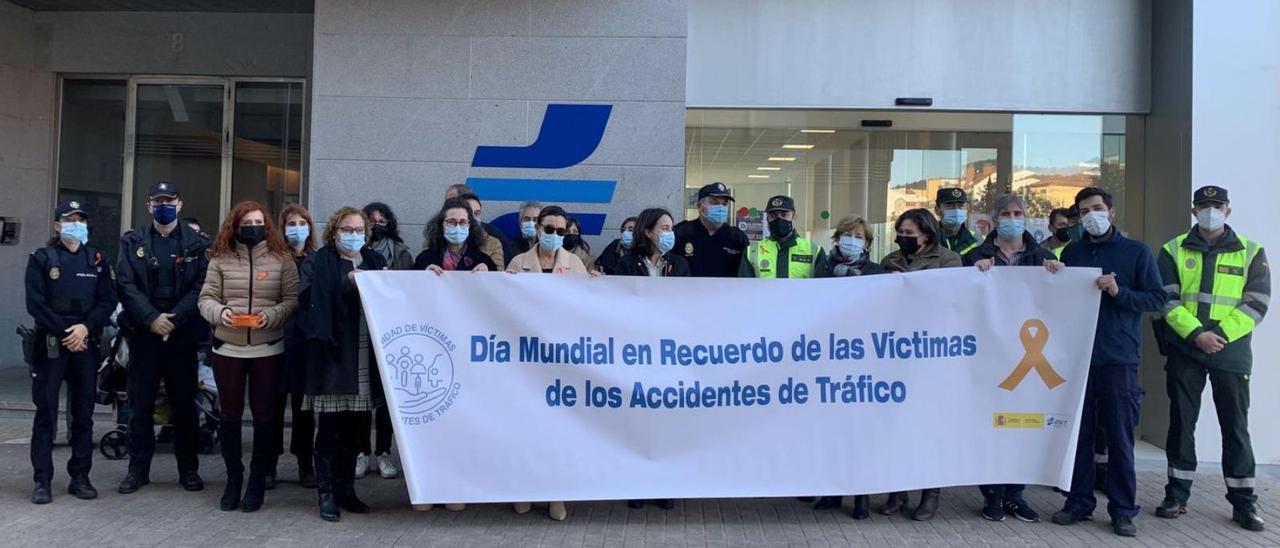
[1082,210,1112,236]
[1196,207,1226,232]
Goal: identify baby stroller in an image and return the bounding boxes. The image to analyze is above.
[96,318,222,460]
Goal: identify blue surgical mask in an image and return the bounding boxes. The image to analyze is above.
[620,230,634,249]
[285,225,309,247]
[539,232,564,252]
[445,225,469,245]
[838,235,865,259]
[59,221,89,245]
[997,218,1025,240]
[704,204,729,226]
[338,232,365,253]
[152,203,178,225]
[521,220,537,239]
[941,208,967,229]
[656,230,675,254]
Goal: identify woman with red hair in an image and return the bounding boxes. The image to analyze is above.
[198,201,299,513]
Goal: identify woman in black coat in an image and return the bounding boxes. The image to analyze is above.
[414,198,497,273]
[594,216,637,275]
[614,208,690,278]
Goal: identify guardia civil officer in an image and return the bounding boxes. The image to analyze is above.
[673,182,750,277]
[25,200,117,504]
[936,187,980,256]
[1154,185,1269,531]
[739,195,827,278]
[115,181,210,495]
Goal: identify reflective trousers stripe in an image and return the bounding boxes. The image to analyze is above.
[1225,477,1256,489]
[1168,467,1196,480]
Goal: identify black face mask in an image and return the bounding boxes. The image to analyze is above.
[1054,227,1071,242]
[768,218,793,239]
[370,225,389,241]
[563,234,582,251]
[895,235,921,255]
[237,225,266,247]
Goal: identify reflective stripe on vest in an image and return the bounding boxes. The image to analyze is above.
[750,238,816,279]
[1162,234,1261,341]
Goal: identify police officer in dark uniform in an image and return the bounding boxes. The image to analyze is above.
[936,187,980,256]
[673,182,749,277]
[24,200,117,504]
[1154,185,1269,531]
[114,181,210,495]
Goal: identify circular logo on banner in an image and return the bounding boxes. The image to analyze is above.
[382,328,460,424]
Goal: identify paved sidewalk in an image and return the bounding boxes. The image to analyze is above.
[0,412,1274,548]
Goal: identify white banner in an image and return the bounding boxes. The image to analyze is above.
[355,267,1100,504]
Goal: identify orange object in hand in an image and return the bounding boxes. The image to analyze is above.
[228,314,261,329]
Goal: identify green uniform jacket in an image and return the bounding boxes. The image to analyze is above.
[942,226,980,256]
[739,235,829,278]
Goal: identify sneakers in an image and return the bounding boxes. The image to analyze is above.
[1112,515,1137,537]
[1233,505,1266,532]
[31,482,52,505]
[981,496,1005,522]
[1051,508,1091,526]
[354,453,370,479]
[1155,498,1187,519]
[68,475,98,500]
[377,452,399,479]
[1003,500,1040,523]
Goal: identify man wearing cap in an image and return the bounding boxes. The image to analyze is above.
[739,195,828,278]
[24,200,117,504]
[936,188,980,256]
[114,181,210,495]
[674,182,750,277]
[1153,185,1269,531]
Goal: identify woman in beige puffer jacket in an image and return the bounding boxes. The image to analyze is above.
[197,201,298,514]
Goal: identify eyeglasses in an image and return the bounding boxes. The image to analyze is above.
[542,226,567,236]
[444,219,470,228]
[337,227,364,235]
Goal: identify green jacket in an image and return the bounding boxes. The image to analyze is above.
[942,227,980,256]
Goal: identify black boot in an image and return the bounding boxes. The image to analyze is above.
[264,454,278,491]
[298,456,318,489]
[314,454,340,522]
[219,418,244,511]
[850,495,870,520]
[1234,505,1265,532]
[241,474,266,512]
[220,473,242,511]
[879,492,909,516]
[334,450,370,514]
[241,423,273,512]
[912,489,940,521]
[814,496,842,510]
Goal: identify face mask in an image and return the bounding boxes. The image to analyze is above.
[563,234,582,251]
[370,225,388,241]
[540,232,564,252]
[152,203,178,225]
[237,225,266,247]
[339,232,365,253]
[59,221,89,245]
[1053,227,1071,243]
[768,218,793,239]
[997,218,1025,240]
[285,225,310,247]
[941,209,967,230]
[1082,210,1112,236]
[704,205,729,226]
[895,235,921,255]
[620,230,634,249]
[656,230,676,254]
[444,225,469,245]
[1196,207,1226,232]
[838,235,865,259]
[518,220,536,239]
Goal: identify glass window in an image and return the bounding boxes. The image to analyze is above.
[231,81,305,217]
[130,84,226,233]
[56,79,127,261]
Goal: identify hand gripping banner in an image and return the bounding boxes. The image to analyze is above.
[355,267,1101,504]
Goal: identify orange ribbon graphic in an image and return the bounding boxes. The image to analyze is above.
[998,319,1066,391]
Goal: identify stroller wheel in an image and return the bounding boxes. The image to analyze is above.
[198,428,219,455]
[99,430,128,460]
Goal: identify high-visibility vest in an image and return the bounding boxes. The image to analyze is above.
[749,238,816,279]
[1052,246,1064,259]
[1162,233,1263,342]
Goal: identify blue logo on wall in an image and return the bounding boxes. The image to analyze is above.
[469,104,616,237]
[383,328,460,424]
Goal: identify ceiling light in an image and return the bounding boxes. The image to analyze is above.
[801,129,835,134]
[782,144,815,150]
[768,156,796,162]
[748,174,770,179]
[756,166,781,171]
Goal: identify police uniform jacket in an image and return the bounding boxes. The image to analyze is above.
[115,223,210,343]
[25,240,117,339]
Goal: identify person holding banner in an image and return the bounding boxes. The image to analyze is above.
[878,207,960,521]
[506,206,590,276]
[614,208,690,278]
[445,184,513,267]
[594,216,638,275]
[272,204,320,490]
[197,201,299,512]
[298,206,389,522]
[415,198,497,274]
[962,193,1059,524]
[1050,187,1165,538]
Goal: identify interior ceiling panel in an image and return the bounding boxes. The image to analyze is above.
[9,0,313,12]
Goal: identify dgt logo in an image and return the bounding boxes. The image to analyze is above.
[468,104,617,237]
